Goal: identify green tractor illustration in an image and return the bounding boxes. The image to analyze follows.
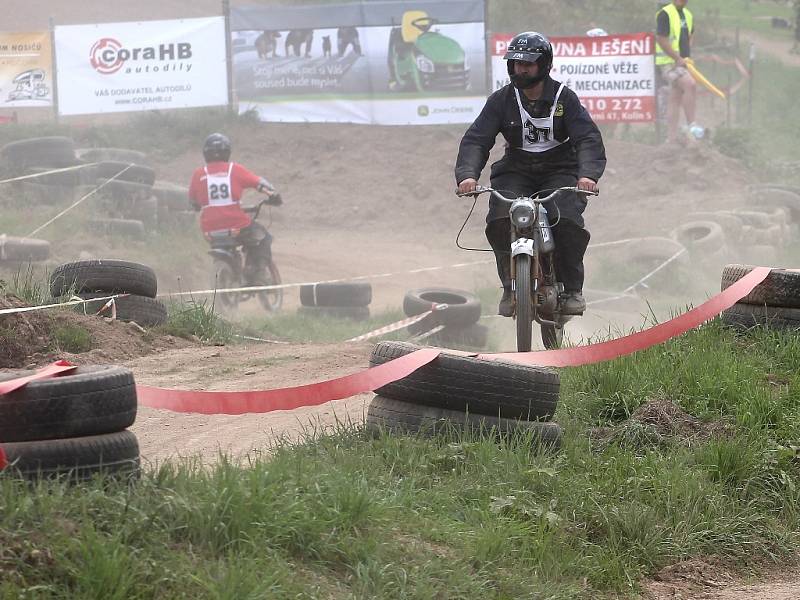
[387,10,470,92]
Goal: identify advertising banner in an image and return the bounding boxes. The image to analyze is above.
[231,0,487,125]
[0,32,53,108]
[491,32,655,123]
[54,17,228,116]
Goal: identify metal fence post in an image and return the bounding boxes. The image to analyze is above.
[222,0,234,114]
[49,16,60,124]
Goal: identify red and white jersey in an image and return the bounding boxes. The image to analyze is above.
[188,161,263,233]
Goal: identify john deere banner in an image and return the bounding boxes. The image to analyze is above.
[231,0,487,125]
[0,32,54,108]
[54,17,228,116]
[492,32,656,123]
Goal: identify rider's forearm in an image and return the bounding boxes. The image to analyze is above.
[257,177,275,193]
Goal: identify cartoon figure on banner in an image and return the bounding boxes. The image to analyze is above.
[387,10,469,92]
[255,31,281,60]
[337,26,362,57]
[322,35,332,58]
[6,69,50,103]
[285,29,314,57]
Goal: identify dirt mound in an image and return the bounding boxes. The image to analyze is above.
[590,398,733,451]
[0,294,193,368]
[0,295,52,367]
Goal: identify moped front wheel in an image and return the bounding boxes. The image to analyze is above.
[514,254,533,352]
[212,260,240,309]
[255,260,283,312]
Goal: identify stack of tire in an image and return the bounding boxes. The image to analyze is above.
[0,365,140,482]
[150,180,196,232]
[1,136,87,206]
[50,259,168,328]
[365,341,562,449]
[403,288,487,349]
[720,264,800,331]
[79,148,158,240]
[685,207,791,266]
[298,282,372,321]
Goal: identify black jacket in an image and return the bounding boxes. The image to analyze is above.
[455,77,607,184]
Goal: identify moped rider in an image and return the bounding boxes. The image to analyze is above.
[455,31,606,316]
[189,133,281,279]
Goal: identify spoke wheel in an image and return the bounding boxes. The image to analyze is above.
[255,260,283,312]
[541,322,564,349]
[212,261,240,309]
[514,254,532,352]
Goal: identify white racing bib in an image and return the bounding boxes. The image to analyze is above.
[205,163,234,206]
[514,83,569,153]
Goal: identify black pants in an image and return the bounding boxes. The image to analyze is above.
[237,221,273,272]
[486,163,591,293]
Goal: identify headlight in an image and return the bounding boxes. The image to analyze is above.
[510,203,534,228]
[416,55,435,73]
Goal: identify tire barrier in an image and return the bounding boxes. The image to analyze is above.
[402,288,483,345]
[50,259,165,327]
[0,363,140,482]
[298,282,373,320]
[366,395,563,449]
[720,264,800,333]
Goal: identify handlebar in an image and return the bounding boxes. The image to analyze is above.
[456,185,598,204]
[243,193,282,218]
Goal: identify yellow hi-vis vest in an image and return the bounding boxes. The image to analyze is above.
[656,3,693,66]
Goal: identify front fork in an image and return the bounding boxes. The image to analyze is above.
[510,233,561,327]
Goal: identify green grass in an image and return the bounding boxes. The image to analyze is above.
[699,0,796,36]
[51,323,93,353]
[3,320,800,598]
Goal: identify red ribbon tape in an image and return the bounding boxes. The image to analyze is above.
[481,266,771,366]
[0,360,77,396]
[137,347,441,415]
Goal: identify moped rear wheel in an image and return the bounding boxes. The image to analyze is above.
[212,260,240,309]
[541,322,563,349]
[255,260,283,312]
[514,254,533,352]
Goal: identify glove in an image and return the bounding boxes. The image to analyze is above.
[267,193,283,206]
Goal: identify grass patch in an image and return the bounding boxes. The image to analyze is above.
[160,297,233,343]
[51,323,92,353]
[3,320,800,597]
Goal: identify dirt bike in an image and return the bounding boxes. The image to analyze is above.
[204,196,283,312]
[458,185,597,352]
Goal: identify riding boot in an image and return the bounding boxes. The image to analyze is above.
[552,219,590,315]
[485,218,513,317]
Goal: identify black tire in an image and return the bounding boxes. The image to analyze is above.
[297,305,370,321]
[78,147,149,165]
[515,254,533,352]
[721,302,800,331]
[24,165,84,187]
[721,264,800,308]
[0,365,137,442]
[299,282,372,307]
[98,178,153,200]
[403,288,481,329]
[87,218,146,240]
[1,136,77,171]
[255,260,283,312]
[0,236,50,262]
[95,161,156,186]
[212,260,241,309]
[2,430,140,482]
[77,293,168,327]
[749,187,800,221]
[369,341,560,421]
[50,259,157,298]
[366,395,562,449]
[152,182,190,212]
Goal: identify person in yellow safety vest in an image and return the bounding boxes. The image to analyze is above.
[656,0,702,143]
